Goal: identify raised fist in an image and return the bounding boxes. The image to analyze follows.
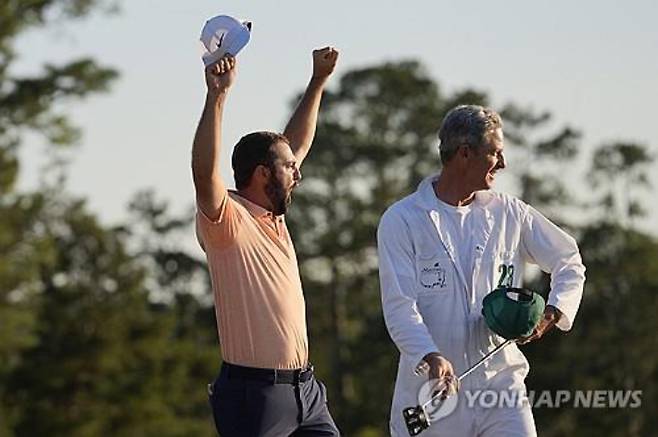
[205,55,237,94]
[312,47,339,79]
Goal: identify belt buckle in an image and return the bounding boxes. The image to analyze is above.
[300,364,313,382]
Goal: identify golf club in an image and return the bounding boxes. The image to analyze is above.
[403,338,516,436]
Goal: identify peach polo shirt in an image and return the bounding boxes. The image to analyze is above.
[196,191,308,370]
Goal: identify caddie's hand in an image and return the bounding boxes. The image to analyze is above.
[423,352,458,397]
[518,305,562,344]
[312,46,339,80]
[205,55,237,95]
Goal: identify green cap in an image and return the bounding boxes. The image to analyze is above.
[481,287,546,340]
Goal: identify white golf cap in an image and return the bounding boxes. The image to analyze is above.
[200,15,252,66]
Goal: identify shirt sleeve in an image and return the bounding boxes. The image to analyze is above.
[377,208,439,368]
[520,205,586,331]
[195,193,240,251]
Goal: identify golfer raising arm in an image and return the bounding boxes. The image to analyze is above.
[192,48,340,436]
[377,105,586,436]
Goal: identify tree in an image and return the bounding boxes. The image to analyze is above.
[1,189,218,436]
[500,103,582,218]
[2,2,655,432]
[0,2,219,435]
[523,222,658,437]
[524,143,657,437]
[288,59,656,435]
[587,142,654,225]
[285,60,486,434]
[1,2,118,433]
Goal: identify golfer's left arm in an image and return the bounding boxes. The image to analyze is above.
[284,47,339,165]
[519,206,586,342]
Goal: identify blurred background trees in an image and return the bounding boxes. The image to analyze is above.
[1,1,216,435]
[1,1,655,436]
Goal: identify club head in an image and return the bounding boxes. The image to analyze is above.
[403,405,430,436]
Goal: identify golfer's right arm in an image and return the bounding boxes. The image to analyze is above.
[192,56,236,221]
[377,209,454,380]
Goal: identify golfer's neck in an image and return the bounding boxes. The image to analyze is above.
[237,187,274,213]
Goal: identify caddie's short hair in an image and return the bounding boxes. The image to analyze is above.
[232,131,289,189]
[438,105,503,165]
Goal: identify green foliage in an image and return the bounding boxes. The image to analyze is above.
[1,3,656,435]
[525,223,658,437]
[0,0,116,52]
[125,190,211,305]
[288,62,657,435]
[1,0,119,389]
[1,192,217,436]
[287,60,491,434]
[0,2,218,435]
[588,142,654,223]
[0,1,119,195]
[500,103,582,212]
[0,193,46,379]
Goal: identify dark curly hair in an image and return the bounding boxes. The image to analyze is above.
[231,131,289,189]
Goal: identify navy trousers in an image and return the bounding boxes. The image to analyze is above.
[208,363,340,436]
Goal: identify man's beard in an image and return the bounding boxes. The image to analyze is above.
[265,174,291,216]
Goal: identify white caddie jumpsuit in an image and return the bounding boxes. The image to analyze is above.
[377,175,586,437]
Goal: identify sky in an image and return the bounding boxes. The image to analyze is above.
[14,0,658,235]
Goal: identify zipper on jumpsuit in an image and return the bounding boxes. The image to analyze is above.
[428,210,472,373]
[429,207,495,380]
[466,207,495,387]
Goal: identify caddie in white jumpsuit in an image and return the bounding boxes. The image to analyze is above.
[377,105,586,436]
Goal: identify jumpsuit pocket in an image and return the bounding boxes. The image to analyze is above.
[416,254,454,294]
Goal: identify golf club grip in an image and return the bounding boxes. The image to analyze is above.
[419,339,515,411]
